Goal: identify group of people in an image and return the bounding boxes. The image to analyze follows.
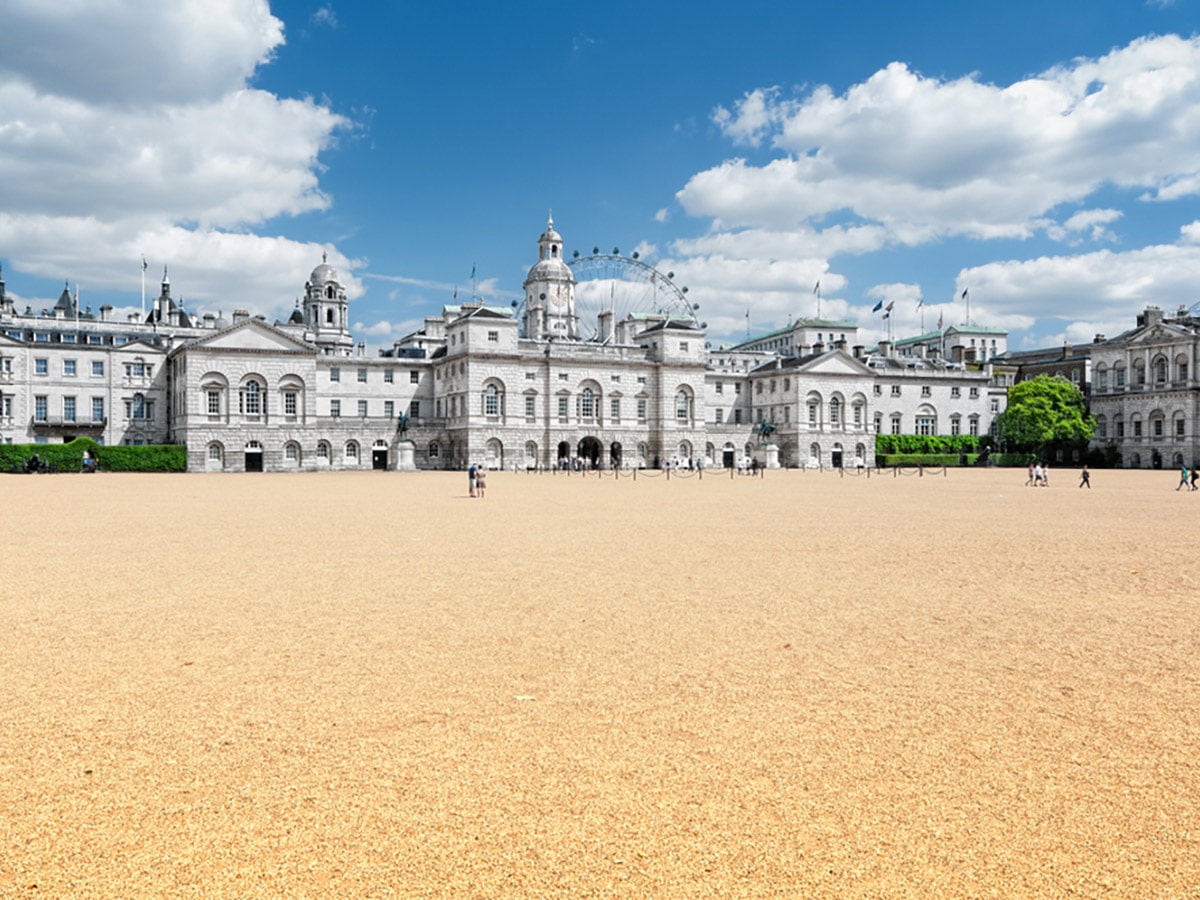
[1176,465,1199,491]
[467,463,487,498]
[1025,462,1052,487]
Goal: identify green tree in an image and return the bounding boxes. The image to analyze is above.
[995,375,1095,454]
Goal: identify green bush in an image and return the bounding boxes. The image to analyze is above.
[875,434,980,455]
[0,438,186,473]
[876,453,977,467]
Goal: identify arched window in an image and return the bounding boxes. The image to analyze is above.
[485,383,500,416]
[580,387,595,419]
[829,397,841,427]
[239,379,263,415]
[284,442,301,465]
[1134,359,1146,385]
[676,389,691,422]
[345,441,359,462]
[132,393,146,419]
[1153,357,1167,384]
[428,441,440,459]
[1096,364,1108,391]
[316,441,330,462]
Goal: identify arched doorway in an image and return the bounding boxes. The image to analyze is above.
[245,440,263,472]
[610,441,623,469]
[557,440,571,469]
[723,442,736,469]
[577,436,602,469]
[372,439,389,470]
[832,442,844,469]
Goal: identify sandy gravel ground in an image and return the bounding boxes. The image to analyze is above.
[1,466,1197,898]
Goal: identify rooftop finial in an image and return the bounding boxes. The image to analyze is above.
[323,250,328,264]
[548,209,553,229]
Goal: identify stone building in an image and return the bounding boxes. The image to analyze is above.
[0,216,1012,472]
[1088,305,1200,469]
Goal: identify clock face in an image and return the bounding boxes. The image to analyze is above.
[551,287,565,307]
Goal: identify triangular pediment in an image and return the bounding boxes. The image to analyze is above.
[795,349,875,377]
[180,318,315,354]
[1128,323,1188,346]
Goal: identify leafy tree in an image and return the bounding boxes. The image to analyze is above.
[995,375,1095,454]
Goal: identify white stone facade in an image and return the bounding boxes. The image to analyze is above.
[0,219,1009,471]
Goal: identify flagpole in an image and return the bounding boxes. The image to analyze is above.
[140,256,146,320]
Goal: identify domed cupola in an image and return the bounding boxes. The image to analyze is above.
[303,251,353,355]
[524,213,578,340]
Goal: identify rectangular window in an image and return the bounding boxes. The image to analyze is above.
[358,400,368,417]
[873,384,882,396]
[558,396,568,419]
[969,387,979,399]
[330,399,341,417]
[92,360,104,376]
[951,417,961,435]
[330,367,340,382]
[384,369,394,384]
[208,391,221,415]
[384,400,394,418]
[734,408,743,424]
[488,331,499,342]
[715,382,723,395]
[1134,420,1143,437]
[357,368,367,383]
[410,370,420,384]
[610,397,620,420]
[63,396,76,421]
[921,385,930,397]
[1176,418,1185,437]
[35,395,47,421]
[409,400,420,418]
[35,358,48,375]
[951,386,960,398]
[92,397,104,422]
[637,376,646,384]
[680,341,689,352]
[969,418,980,436]
[558,372,568,381]
[61,334,76,344]
[284,392,297,416]
[526,396,536,418]
[64,359,77,376]
[1154,418,1163,437]
[526,372,536,381]
[715,408,724,424]
[891,385,901,397]
[991,399,999,413]
[891,416,902,435]
[637,398,647,421]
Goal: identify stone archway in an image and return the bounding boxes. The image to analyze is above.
[577,436,602,469]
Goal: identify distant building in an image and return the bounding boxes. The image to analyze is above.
[0,218,1010,471]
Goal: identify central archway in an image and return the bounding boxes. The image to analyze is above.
[577,435,602,469]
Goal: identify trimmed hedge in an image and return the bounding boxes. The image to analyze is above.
[876,434,980,455]
[0,437,187,473]
[876,453,980,467]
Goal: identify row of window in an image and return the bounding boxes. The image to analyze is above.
[28,359,153,378]
[1095,357,1188,390]
[328,367,421,385]
[1095,412,1187,440]
[31,394,149,421]
[6,332,136,346]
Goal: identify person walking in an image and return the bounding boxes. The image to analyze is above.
[1026,463,1035,487]
[1079,465,1090,489]
[1034,462,1043,486]
[475,465,487,498]
[468,462,478,498]
[1177,464,1189,491]
[1191,466,1199,492]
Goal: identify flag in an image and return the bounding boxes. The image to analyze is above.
[961,288,969,300]
[453,288,457,301]
[141,257,148,272]
[937,312,943,329]
[470,265,476,280]
[885,301,894,312]
[813,280,820,295]
[871,300,883,313]
[916,298,924,311]
[883,312,890,320]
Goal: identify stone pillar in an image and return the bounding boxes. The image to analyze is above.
[395,440,416,471]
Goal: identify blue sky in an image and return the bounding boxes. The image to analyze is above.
[2,0,1200,351]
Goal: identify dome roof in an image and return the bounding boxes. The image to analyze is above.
[526,256,574,284]
[310,252,338,285]
[288,307,305,324]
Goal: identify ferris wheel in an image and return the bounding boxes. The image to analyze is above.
[566,251,701,341]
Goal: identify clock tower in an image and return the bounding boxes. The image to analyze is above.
[523,213,577,340]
